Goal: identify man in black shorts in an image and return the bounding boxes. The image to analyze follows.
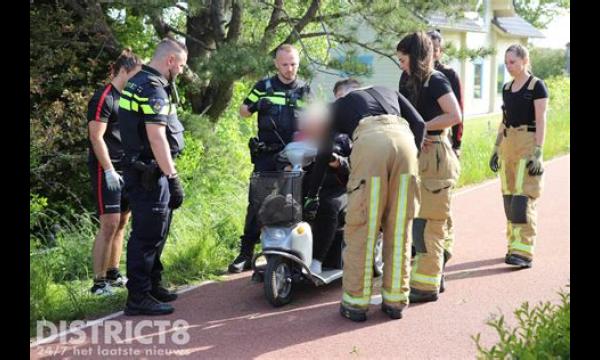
[87,49,141,295]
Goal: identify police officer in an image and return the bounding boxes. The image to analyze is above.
[489,44,548,269]
[305,83,426,322]
[400,30,464,292]
[119,37,187,315]
[228,44,312,273]
[397,32,462,303]
[87,48,141,296]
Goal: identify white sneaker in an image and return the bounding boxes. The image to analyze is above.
[309,259,322,274]
[90,281,115,296]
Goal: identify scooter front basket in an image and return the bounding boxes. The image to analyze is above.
[251,171,304,227]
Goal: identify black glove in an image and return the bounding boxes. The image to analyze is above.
[248,98,272,113]
[168,175,185,209]
[303,197,319,222]
[489,145,500,173]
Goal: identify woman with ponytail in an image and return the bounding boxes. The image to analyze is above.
[87,48,142,295]
[396,32,461,303]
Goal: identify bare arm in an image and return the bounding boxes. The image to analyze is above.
[88,122,114,171]
[425,92,461,131]
[146,124,177,176]
[533,98,548,146]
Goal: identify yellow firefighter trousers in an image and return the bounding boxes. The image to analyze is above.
[342,115,420,310]
[410,133,460,293]
[498,126,543,260]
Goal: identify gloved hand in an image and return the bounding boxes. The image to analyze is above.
[303,197,319,222]
[489,145,500,173]
[168,175,185,209]
[104,169,123,191]
[248,98,272,113]
[527,145,544,176]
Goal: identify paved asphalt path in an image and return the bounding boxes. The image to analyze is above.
[30,155,570,359]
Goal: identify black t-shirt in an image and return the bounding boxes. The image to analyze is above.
[305,85,426,197]
[243,75,312,144]
[502,75,549,127]
[87,83,123,164]
[399,70,453,135]
[119,65,185,161]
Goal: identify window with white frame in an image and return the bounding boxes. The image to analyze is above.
[473,59,483,99]
[497,64,505,94]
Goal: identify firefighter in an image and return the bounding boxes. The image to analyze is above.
[229,44,312,273]
[396,32,461,303]
[305,82,426,321]
[489,44,548,269]
[400,29,465,292]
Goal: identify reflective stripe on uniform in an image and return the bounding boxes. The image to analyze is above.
[245,93,306,107]
[515,159,527,195]
[410,253,442,286]
[510,227,533,254]
[390,174,409,297]
[362,177,381,300]
[500,159,509,194]
[381,289,409,302]
[411,272,442,286]
[122,90,150,102]
[342,292,370,307]
[119,97,131,111]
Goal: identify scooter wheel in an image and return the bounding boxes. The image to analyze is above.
[373,233,384,277]
[264,256,294,307]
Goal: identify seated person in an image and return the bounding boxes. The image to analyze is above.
[297,102,352,274]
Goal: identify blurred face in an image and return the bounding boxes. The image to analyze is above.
[431,38,442,61]
[505,51,528,77]
[275,49,299,83]
[167,51,188,81]
[396,51,410,75]
[298,103,329,141]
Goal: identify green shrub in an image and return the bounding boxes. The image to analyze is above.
[473,291,570,359]
[530,47,567,80]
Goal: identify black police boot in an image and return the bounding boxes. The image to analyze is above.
[505,253,532,268]
[124,292,174,316]
[150,285,178,303]
[339,303,367,322]
[409,287,439,303]
[381,303,404,320]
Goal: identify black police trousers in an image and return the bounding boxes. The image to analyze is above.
[310,187,347,262]
[240,153,279,254]
[124,165,173,294]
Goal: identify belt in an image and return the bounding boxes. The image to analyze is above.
[504,125,536,133]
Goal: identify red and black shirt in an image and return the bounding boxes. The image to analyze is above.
[86,83,124,164]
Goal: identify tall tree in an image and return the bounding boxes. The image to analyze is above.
[513,0,570,30]
[53,0,477,122]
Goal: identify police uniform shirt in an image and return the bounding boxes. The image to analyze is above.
[119,65,185,160]
[87,83,123,164]
[503,75,549,127]
[305,85,426,198]
[243,75,312,144]
[399,71,453,135]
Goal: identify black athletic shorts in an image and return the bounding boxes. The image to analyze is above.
[88,158,130,216]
